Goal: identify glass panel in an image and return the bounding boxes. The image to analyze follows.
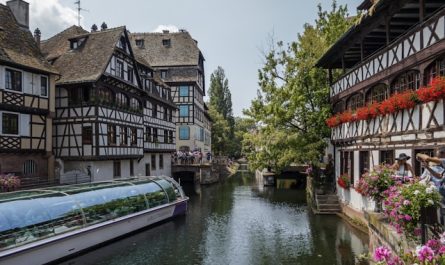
[179,105,189,117]
[42,194,84,235]
[153,179,176,202]
[69,189,108,225]
[0,198,54,250]
[134,181,168,208]
[179,86,189,97]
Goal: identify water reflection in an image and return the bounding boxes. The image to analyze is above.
[59,171,368,265]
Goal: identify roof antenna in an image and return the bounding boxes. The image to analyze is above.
[74,1,89,26]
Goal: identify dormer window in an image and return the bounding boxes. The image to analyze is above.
[162,39,171,47]
[119,36,127,51]
[161,70,167,79]
[136,39,144,48]
[70,37,86,50]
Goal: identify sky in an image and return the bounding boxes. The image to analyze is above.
[1,0,359,116]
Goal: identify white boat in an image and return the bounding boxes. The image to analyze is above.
[0,176,188,265]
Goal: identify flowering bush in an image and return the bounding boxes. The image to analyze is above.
[0,174,20,192]
[373,236,445,265]
[360,165,397,203]
[354,176,369,195]
[325,76,445,128]
[383,182,441,237]
[337,174,350,189]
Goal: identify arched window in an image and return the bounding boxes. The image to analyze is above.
[23,160,37,176]
[366,84,388,104]
[347,94,363,111]
[333,101,344,114]
[98,87,114,104]
[116,92,129,108]
[424,57,445,85]
[130,98,141,110]
[391,71,420,93]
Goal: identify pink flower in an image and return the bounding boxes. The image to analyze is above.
[404,214,412,221]
[416,245,435,262]
[403,200,410,206]
[374,246,392,262]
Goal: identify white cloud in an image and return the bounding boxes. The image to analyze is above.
[1,0,79,38]
[152,24,179,33]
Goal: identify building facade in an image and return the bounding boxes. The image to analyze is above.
[0,0,58,185]
[131,30,212,154]
[317,0,445,214]
[41,25,176,182]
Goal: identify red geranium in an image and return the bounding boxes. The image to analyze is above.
[339,111,353,123]
[337,174,350,189]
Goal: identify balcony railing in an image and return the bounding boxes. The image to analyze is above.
[331,8,445,98]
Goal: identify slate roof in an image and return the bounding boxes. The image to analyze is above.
[131,31,202,67]
[0,4,57,74]
[41,26,125,85]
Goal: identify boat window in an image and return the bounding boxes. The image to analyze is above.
[153,179,176,202]
[42,194,84,235]
[135,181,168,208]
[70,189,108,225]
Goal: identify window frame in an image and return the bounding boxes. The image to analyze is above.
[107,124,117,145]
[5,68,23,92]
[2,112,19,136]
[179,105,189,117]
[82,126,93,145]
[40,76,48,97]
[179,126,190,140]
[179,86,189,97]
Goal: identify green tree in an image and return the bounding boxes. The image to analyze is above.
[243,1,353,172]
[209,105,231,156]
[208,66,235,155]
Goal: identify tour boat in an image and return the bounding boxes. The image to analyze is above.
[0,176,188,265]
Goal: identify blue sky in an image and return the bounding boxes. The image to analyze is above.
[2,0,359,116]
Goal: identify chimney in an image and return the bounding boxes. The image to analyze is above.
[34,28,41,49]
[91,24,98,32]
[162,30,169,34]
[7,0,29,29]
[101,22,108,31]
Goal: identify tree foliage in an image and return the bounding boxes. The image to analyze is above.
[243,1,353,172]
[208,66,236,155]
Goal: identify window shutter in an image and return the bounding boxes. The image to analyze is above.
[20,114,30,136]
[24,72,33,94]
[0,66,3,89]
[32,74,41,95]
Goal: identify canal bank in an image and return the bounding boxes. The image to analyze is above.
[60,171,369,265]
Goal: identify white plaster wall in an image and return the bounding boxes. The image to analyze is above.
[134,153,172,177]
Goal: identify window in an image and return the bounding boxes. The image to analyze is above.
[340,151,354,185]
[359,151,370,177]
[425,58,445,85]
[135,39,144,48]
[127,67,134,83]
[5,69,22,92]
[40,76,48,97]
[179,105,189,117]
[113,161,121,178]
[333,101,344,114]
[116,93,129,108]
[152,104,157,118]
[116,60,124,79]
[159,155,164,169]
[169,131,174,144]
[120,127,128,146]
[153,128,158,142]
[367,84,387,104]
[151,155,156,170]
[2,113,18,135]
[145,127,152,142]
[23,160,37,176]
[164,130,168,143]
[119,36,127,51]
[179,126,190,140]
[130,98,141,111]
[163,107,168,120]
[130,160,134,176]
[162,39,171,47]
[414,149,435,177]
[108,124,116,145]
[380,150,394,165]
[161,70,167,79]
[98,87,114,104]
[391,71,420,93]
[347,94,363,111]
[131,128,137,146]
[82,126,93,145]
[179,86,189,97]
[169,109,173,122]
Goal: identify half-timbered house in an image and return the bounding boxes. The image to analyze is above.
[41,25,175,182]
[317,0,445,216]
[0,0,58,185]
[131,30,212,154]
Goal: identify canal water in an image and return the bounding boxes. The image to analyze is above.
[60,172,369,265]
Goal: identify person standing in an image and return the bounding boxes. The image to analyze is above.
[391,153,415,180]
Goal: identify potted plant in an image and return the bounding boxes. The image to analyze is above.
[337,174,350,189]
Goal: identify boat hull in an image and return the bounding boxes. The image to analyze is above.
[0,199,188,265]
